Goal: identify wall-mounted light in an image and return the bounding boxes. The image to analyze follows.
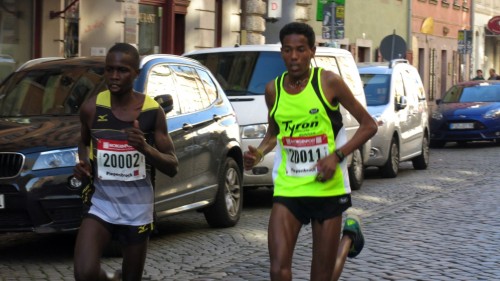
[443,26,450,36]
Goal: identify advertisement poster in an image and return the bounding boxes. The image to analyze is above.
[322,2,344,40]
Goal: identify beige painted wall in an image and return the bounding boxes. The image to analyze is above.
[185,0,242,52]
[308,0,407,61]
[41,0,65,57]
[79,0,124,57]
[41,0,125,58]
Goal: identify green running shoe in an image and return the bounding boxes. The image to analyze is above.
[342,214,365,258]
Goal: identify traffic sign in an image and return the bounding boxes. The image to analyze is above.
[379,33,406,61]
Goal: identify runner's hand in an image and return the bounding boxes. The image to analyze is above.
[243,145,262,171]
[74,160,91,180]
[124,120,147,151]
[315,154,338,182]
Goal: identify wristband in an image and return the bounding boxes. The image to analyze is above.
[334,149,345,162]
[255,148,264,164]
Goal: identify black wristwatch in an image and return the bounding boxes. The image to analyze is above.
[334,149,345,162]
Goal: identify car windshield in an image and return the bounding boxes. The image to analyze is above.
[442,84,500,103]
[187,51,286,96]
[360,73,390,106]
[0,65,104,117]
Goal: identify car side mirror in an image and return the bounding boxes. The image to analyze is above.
[154,94,174,114]
[395,95,407,110]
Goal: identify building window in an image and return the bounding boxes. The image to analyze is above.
[462,0,469,11]
[138,4,161,55]
[0,0,33,80]
[64,0,79,58]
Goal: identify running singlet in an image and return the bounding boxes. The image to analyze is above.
[88,90,159,225]
[270,67,351,197]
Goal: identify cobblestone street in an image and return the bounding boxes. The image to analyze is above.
[0,143,499,280]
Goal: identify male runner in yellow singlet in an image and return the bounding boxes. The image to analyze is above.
[243,22,377,281]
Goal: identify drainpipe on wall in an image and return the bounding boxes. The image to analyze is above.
[240,0,247,45]
[470,0,475,78]
[407,0,413,64]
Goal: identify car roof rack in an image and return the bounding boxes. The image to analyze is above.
[389,59,409,68]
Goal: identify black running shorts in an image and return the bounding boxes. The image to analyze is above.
[273,194,352,225]
[85,213,154,245]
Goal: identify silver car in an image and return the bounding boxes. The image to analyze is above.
[358,59,430,178]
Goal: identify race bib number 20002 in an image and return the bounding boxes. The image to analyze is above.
[282,134,329,177]
[96,139,146,181]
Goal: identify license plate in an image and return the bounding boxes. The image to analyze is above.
[450,123,474,130]
[0,194,4,209]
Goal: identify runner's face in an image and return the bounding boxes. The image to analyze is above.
[281,34,315,79]
[104,52,139,95]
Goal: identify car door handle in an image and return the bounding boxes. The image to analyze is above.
[182,123,193,130]
[213,114,222,121]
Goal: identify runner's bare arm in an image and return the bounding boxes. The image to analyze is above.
[143,107,178,177]
[243,80,278,170]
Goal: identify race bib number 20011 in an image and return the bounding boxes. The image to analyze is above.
[282,134,329,177]
[96,139,146,181]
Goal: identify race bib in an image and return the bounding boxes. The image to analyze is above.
[282,134,329,177]
[96,139,146,181]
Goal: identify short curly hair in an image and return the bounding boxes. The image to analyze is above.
[279,22,316,48]
[108,43,140,70]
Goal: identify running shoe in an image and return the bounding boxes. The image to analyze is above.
[342,214,365,258]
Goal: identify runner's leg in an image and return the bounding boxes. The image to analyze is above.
[268,202,302,281]
[121,239,149,281]
[310,215,342,281]
[74,217,113,281]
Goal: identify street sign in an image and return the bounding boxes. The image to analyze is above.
[267,0,282,19]
[379,33,406,61]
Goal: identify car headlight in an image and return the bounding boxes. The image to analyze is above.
[483,108,500,119]
[241,124,268,139]
[431,111,443,120]
[32,148,79,170]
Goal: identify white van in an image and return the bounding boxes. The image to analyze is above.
[358,59,430,178]
[184,44,370,190]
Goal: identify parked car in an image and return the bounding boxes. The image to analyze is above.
[358,59,430,178]
[184,44,371,190]
[0,55,243,234]
[430,80,500,147]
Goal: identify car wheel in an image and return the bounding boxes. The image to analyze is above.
[429,140,445,148]
[203,157,243,228]
[380,138,399,178]
[412,133,429,170]
[348,149,364,190]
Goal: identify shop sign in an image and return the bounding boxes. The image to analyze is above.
[487,16,500,34]
[267,0,282,19]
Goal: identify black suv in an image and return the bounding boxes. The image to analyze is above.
[0,55,243,233]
